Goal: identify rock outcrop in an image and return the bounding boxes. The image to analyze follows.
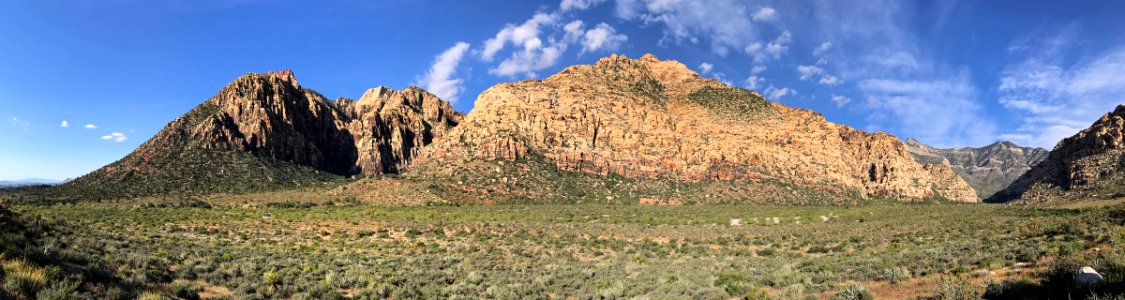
[905,139,1048,199]
[989,105,1125,203]
[412,54,978,202]
[62,70,461,200]
[336,86,461,174]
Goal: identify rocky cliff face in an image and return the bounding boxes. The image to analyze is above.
[989,105,1125,204]
[337,86,462,174]
[905,139,1048,199]
[62,71,461,199]
[412,54,977,202]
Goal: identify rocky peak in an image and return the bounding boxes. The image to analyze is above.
[262,69,298,86]
[1054,104,1125,153]
[990,141,1018,148]
[988,104,1125,203]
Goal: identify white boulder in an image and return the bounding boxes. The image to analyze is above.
[1076,266,1104,286]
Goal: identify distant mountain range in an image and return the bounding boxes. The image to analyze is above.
[0,178,64,187]
[905,139,1048,199]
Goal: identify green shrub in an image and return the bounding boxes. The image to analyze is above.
[883,266,912,284]
[808,244,831,254]
[3,259,47,300]
[714,273,750,296]
[933,276,984,300]
[830,282,874,300]
[170,279,203,300]
[137,292,165,300]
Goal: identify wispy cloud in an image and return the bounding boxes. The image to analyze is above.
[745,31,792,62]
[560,0,607,11]
[84,124,97,129]
[697,62,713,74]
[101,132,127,142]
[10,117,29,127]
[744,75,764,90]
[769,0,998,147]
[830,94,851,107]
[417,42,471,102]
[765,85,796,100]
[615,0,780,57]
[858,72,996,147]
[812,42,832,56]
[751,7,777,21]
[996,26,1125,148]
[796,65,842,86]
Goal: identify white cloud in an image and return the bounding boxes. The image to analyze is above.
[481,11,629,78]
[769,1,999,147]
[417,42,471,103]
[744,75,765,90]
[751,65,766,74]
[483,13,567,78]
[818,75,841,86]
[615,0,776,57]
[10,117,28,127]
[765,30,791,56]
[101,132,127,142]
[698,62,713,74]
[813,42,832,56]
[563,20,585,43]
[481,13,559,62]
[796,65,841,85]
[796,65,823,80]
[830,94,851,107]
[84,124,97,129]
[751,7,777,21]
[60,120,68,128]
[997,36,1125,148]
[858,73,996,147]
[560,0,607,11]
[744,42,761,53]
[580,23,627,53]
[765,85,795,100]
[745,31,791,62]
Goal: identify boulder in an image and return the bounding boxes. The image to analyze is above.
[1076,266,1104,286]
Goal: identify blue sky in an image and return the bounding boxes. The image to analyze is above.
[2,0,1124,181]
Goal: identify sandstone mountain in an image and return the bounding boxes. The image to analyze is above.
[410,54,978,203]
[905,139,1048,199]
[60,70,461,200]
[988,105,1125,204]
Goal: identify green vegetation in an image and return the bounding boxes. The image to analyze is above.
[409,153,876,205]
[688,85,773,119]
[591,56,666,101]
[3,198,1124,299]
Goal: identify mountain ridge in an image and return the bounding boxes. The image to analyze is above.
[904,138,1048,198]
